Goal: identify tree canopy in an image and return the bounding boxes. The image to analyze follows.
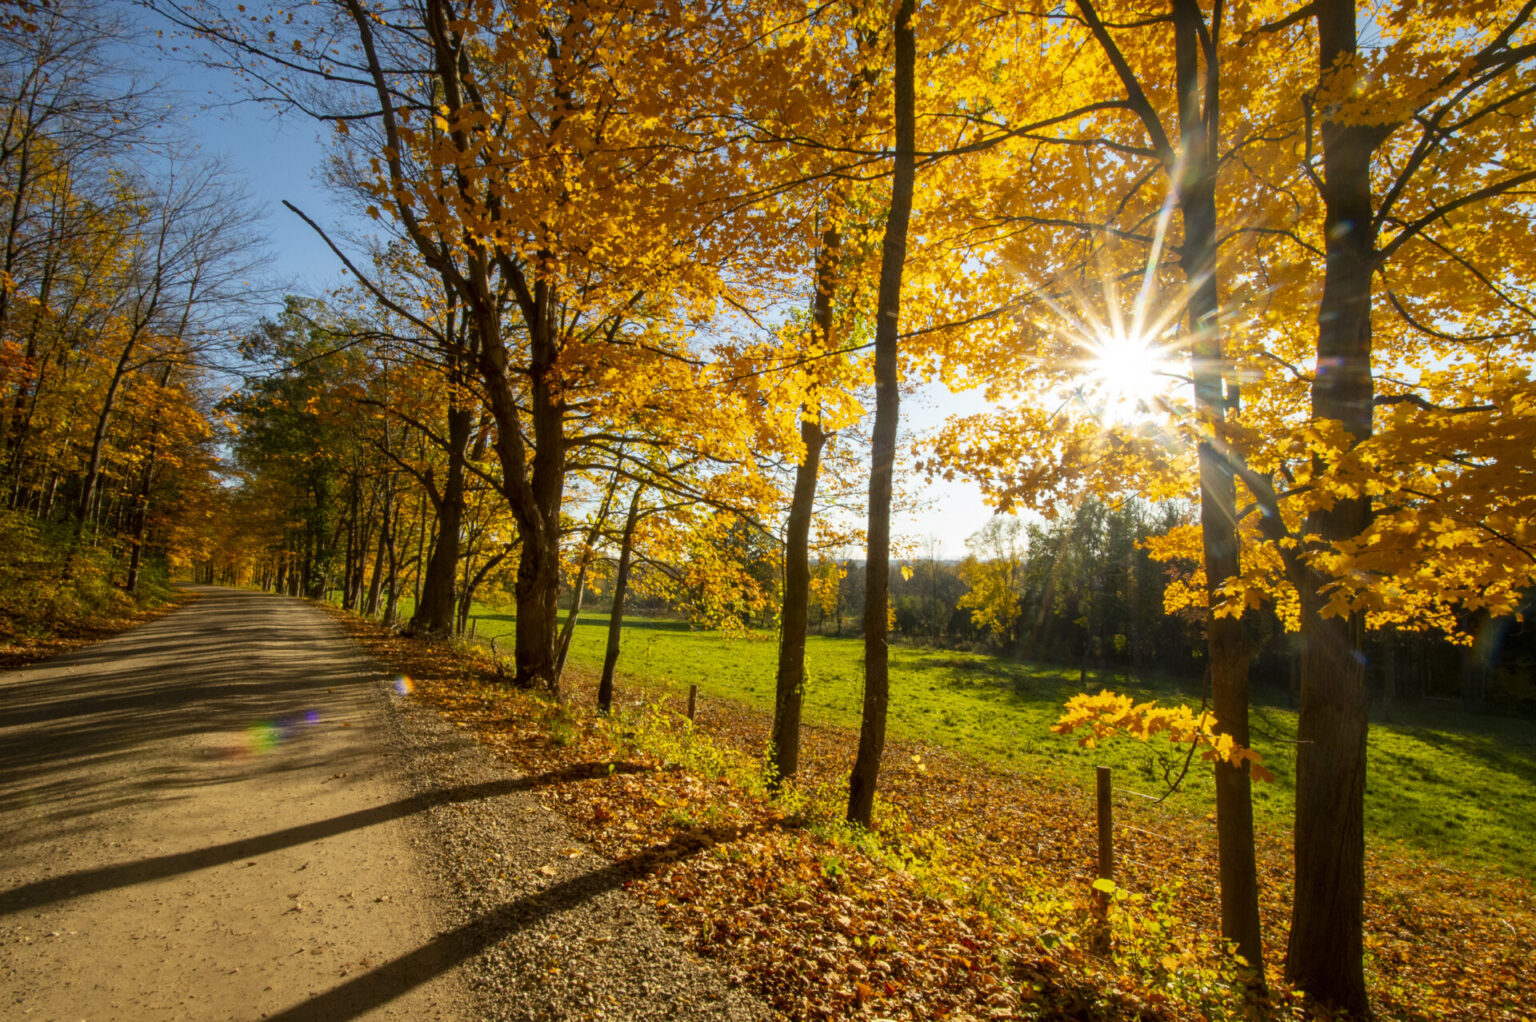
[16,0,1535,1014]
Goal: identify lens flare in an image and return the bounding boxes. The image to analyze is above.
[223,710,321,758]
[392,675,415,696]
[246,721,281,755]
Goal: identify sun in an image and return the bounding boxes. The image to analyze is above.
[1075,328,1178,425]
[1023,197,1196,429]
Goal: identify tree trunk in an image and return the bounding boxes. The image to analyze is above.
[1169,0,1265,982]
[341,475,360,610]
[411,401,471,634]
[488,317,565,695]
[383,489,402,626]
[848,0,916,828]
[124,453,157,594]
[554,567,586,679]
[511,512,561,693]
[3,253,53,483]
[1288,581,1370,1012]
[364,479,390,617]
[1285,2,1377,1012]
[458,544,510,636]
[598,487,644,714]
[303,525,320,598]
[555,468,622,681]
[464,268,565,695]
[773,416,826,784]
[773,222,838,785]
[75,338,139,536]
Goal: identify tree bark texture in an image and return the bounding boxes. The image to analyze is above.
[1285,1,1377,1013]
[1170,0,1265,981]
[847,0,916,828]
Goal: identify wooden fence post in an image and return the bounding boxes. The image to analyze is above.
[1091,765,1115,949]
[687,684,697,722]
[1096,765,1114,884]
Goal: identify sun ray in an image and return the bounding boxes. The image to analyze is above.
[1021,205,1189,428]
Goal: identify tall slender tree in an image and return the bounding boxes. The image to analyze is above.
[848,0,918,828]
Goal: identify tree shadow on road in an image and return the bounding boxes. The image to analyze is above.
[261,820,778,1022]
[1,589,421,824]
[0,762,648,916]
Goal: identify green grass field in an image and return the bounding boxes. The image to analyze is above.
[459,606,1535,879]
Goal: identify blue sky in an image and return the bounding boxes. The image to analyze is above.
[162,84,353,299]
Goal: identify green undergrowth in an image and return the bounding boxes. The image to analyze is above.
[447,603,1535,880]
[0,508,176,648]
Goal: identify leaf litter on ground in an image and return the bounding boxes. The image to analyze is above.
[325,607,1535,1022]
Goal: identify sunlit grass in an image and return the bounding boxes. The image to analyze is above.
[454,605,1535,879]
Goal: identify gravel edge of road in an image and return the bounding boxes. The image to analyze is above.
[345,619,770,1022]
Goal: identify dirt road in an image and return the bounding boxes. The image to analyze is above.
[0,586,469,1020]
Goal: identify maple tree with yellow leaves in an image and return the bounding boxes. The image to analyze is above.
[138,0,1536,1016]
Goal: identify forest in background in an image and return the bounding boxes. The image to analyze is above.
[6,0,1536,1016]
[209,308,1536,720]
[0,2,256,646]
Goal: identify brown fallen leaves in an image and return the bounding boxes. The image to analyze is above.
[326,607,1535,1022]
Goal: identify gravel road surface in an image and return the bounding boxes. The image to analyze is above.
[0,586,764,1022]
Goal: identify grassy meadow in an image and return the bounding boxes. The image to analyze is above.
[457,605,1536,880]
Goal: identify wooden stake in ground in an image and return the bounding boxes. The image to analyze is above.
[1096,765,1114,886]
[1093,765,1114,954]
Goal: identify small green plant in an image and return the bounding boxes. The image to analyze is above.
[662,805,699,829]
[817,851,847,879]
[547,703,578,747]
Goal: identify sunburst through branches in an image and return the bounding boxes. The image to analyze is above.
[1032,192,1195,431]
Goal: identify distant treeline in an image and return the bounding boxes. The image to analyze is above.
[604,498,1536,716]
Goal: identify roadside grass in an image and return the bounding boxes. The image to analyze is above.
[461,606,1536,880]
[337,603,1536,1019]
